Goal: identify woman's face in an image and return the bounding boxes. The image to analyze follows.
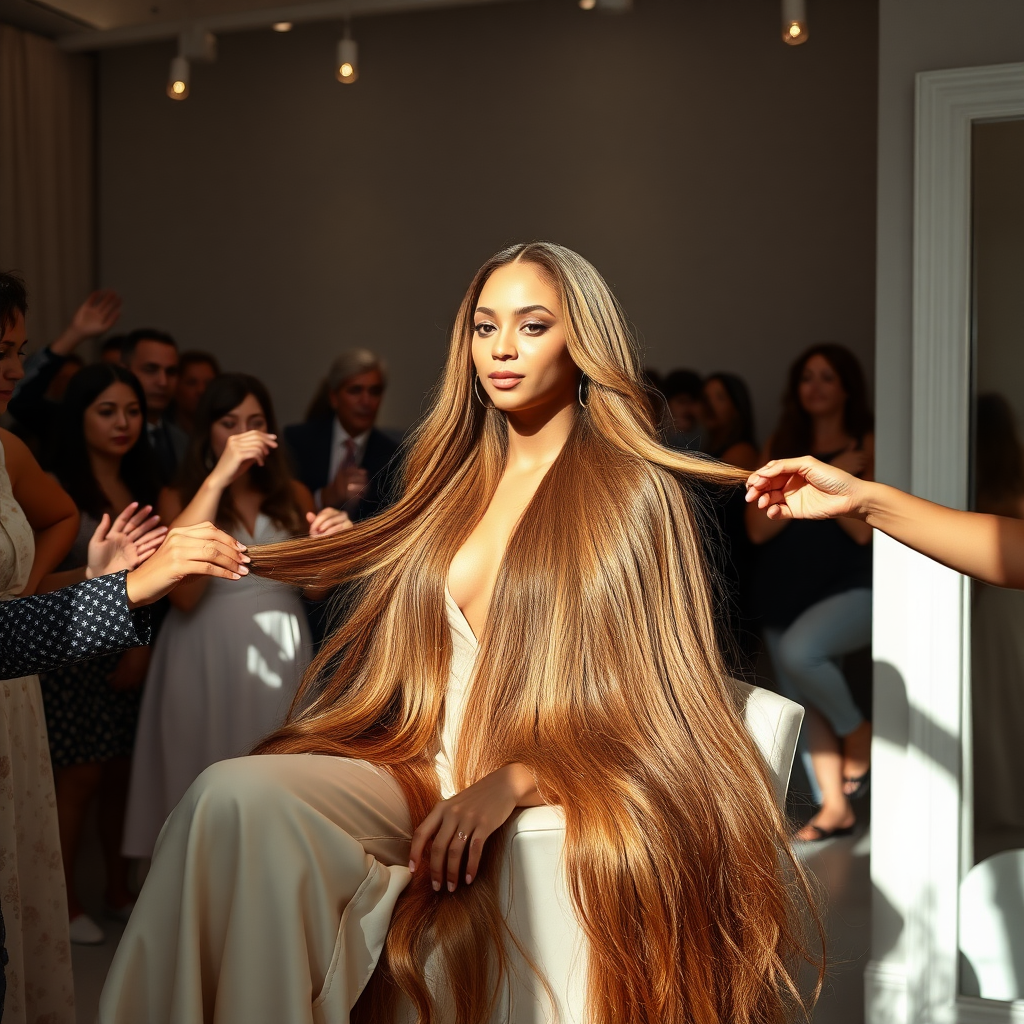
[471,261,578,418]
[83,382,144,459]
[701,378,737,432]
[798,354,847,417]
[0,311,27,417]
[209,393,267,459]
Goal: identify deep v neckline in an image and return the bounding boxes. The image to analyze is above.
[444,584,480,647]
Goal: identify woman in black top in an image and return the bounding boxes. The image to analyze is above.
[747,344,874,841]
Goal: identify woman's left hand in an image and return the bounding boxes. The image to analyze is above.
[87,502,168,579]
[306,508,352,538]
[408,763,537,893]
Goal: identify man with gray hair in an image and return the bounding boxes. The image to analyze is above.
[284,349,400,522]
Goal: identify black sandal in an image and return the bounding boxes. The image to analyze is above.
[796,822,856,843]
[843,769,871,800]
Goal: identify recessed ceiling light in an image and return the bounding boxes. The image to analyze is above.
[272,21,293,32]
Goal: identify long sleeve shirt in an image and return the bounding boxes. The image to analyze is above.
[0,571,151,680]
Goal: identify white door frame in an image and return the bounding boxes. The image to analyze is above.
[866,60,1024,1024]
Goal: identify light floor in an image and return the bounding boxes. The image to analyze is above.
[70,803,870,1023]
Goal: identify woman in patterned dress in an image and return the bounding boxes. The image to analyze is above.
[0,275,81,1023]
[38,363,164,944]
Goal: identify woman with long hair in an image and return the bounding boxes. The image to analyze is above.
[746,343,874,841]
[121,373,349,858]
[101,244,820,1024]
[37,364,164,944]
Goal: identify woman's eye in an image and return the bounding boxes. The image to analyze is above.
[473,323,495,336]
[522,321,548,335]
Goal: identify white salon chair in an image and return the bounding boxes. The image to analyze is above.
[493,680,804,1024]
[959,849,1024,1001]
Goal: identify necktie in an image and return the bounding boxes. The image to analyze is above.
[342,438,357,469]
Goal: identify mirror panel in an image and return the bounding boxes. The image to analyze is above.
[960,116,1024,1003]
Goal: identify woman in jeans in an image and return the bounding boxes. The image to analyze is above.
[747,343,874,841]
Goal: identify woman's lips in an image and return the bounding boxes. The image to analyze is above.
[488,373,524,391]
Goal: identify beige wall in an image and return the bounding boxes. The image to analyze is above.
[97,0,877,437]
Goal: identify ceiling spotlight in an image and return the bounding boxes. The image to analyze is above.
[165,27,216,101]
[272,21,293,32]
[336,22,358,84]
[166,54,189,99]
[781,0,809,45]
[579,0,597,8]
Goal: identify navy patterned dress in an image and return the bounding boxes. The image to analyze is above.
[39,514,147,768]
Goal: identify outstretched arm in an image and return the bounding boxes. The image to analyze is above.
[746,455,1024,589]
[0,522,248,678]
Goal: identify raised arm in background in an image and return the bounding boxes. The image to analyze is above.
[8,290,122,435]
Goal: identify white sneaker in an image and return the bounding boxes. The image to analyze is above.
[68,913,105,945]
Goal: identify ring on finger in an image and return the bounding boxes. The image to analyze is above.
[457,830,469,842]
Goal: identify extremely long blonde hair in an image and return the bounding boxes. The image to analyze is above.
[252,242,822,1024]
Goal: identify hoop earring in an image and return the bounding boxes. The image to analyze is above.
[473,375,493,409]
[578,376,589,409]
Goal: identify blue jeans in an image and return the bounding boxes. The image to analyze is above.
[763,588,872,800]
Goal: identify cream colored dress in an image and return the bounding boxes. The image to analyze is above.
[99,588,479,1024]
[0,441,75,1024]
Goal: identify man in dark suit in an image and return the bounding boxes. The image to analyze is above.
[121,328,188,485]
[284,349,400,523]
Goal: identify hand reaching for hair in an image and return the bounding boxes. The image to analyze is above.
[408,763,540,894]
[208,431,278,490]
[87,503,167,579]
[123,522,250,607]
[306,508,352,538]
[745,456,868,522]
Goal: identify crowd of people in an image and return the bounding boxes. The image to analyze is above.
[651,351,876,842]
[0,265,875,1023]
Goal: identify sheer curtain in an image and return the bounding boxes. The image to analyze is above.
[0,23,93,344]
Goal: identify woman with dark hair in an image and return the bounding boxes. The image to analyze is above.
[37,363,165,943]
[747,343,874,841]
[701,371,759,469]
[122,373,350,858]
[699,372,759,669]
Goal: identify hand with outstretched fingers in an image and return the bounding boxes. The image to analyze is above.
[70,289,122,339]
[87,502,167,579]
